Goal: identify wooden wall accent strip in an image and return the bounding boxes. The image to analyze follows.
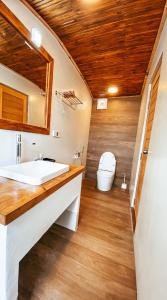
[130,207,136,232]
[134,60,161,218]
[86,96,141,187]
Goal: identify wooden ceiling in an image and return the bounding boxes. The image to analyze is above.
[26,0,166,97]
[0,14,47,90]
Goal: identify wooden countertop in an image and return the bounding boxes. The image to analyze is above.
[0,165,85,225]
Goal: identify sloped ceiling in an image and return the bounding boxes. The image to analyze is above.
[26,0,166,97]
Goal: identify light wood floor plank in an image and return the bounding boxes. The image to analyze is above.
[19,179,136,299]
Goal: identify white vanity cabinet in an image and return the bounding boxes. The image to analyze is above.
[0,173,82,300]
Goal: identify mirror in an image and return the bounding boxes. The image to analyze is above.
[0,2,53,134]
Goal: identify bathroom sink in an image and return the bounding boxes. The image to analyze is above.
[0,161,70,185]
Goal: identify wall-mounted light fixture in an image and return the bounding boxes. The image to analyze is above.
[31,28,42,48]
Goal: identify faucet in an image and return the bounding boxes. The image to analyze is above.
[35,153,44,161]
[16,134,22,164]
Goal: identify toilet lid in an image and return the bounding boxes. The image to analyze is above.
[98,152,116,172]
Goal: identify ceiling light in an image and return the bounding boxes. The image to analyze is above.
[108,86,118,94]
[31,28,42,48]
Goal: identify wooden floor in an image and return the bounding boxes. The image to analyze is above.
[19,179,136,300]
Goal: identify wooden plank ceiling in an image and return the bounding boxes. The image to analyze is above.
[26,0,166,97]
[0,14,46,90]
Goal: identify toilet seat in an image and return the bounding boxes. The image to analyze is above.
[97,170,114,177]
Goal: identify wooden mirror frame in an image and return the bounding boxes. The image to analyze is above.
[0,1,54,135]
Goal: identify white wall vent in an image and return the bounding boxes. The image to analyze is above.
[97,98,108,110]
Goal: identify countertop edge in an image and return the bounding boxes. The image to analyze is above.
[0,165,85,226]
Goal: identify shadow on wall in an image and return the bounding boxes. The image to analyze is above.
[86,96,141,187]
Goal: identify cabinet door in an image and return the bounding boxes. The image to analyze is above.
[0,84,28,123]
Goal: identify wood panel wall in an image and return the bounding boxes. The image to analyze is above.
[86,96,141,187]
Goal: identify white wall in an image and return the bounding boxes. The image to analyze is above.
[0,63,46,127]
[0,0,92,166]
[132,17,167,300]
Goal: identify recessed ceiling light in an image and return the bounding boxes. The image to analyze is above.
[108,86,118,94]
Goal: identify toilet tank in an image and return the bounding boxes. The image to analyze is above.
[98,152,116,171]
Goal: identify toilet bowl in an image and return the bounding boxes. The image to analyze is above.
[97,152,116,192]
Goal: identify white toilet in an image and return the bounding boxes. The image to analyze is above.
[97,152,116,192]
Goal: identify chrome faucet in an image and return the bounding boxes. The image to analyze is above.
[16,134,22,164]
[35,153,44,161]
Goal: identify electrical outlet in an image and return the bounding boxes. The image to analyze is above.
[52,130,60,138]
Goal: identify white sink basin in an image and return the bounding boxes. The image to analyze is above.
[0,161,70,185]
